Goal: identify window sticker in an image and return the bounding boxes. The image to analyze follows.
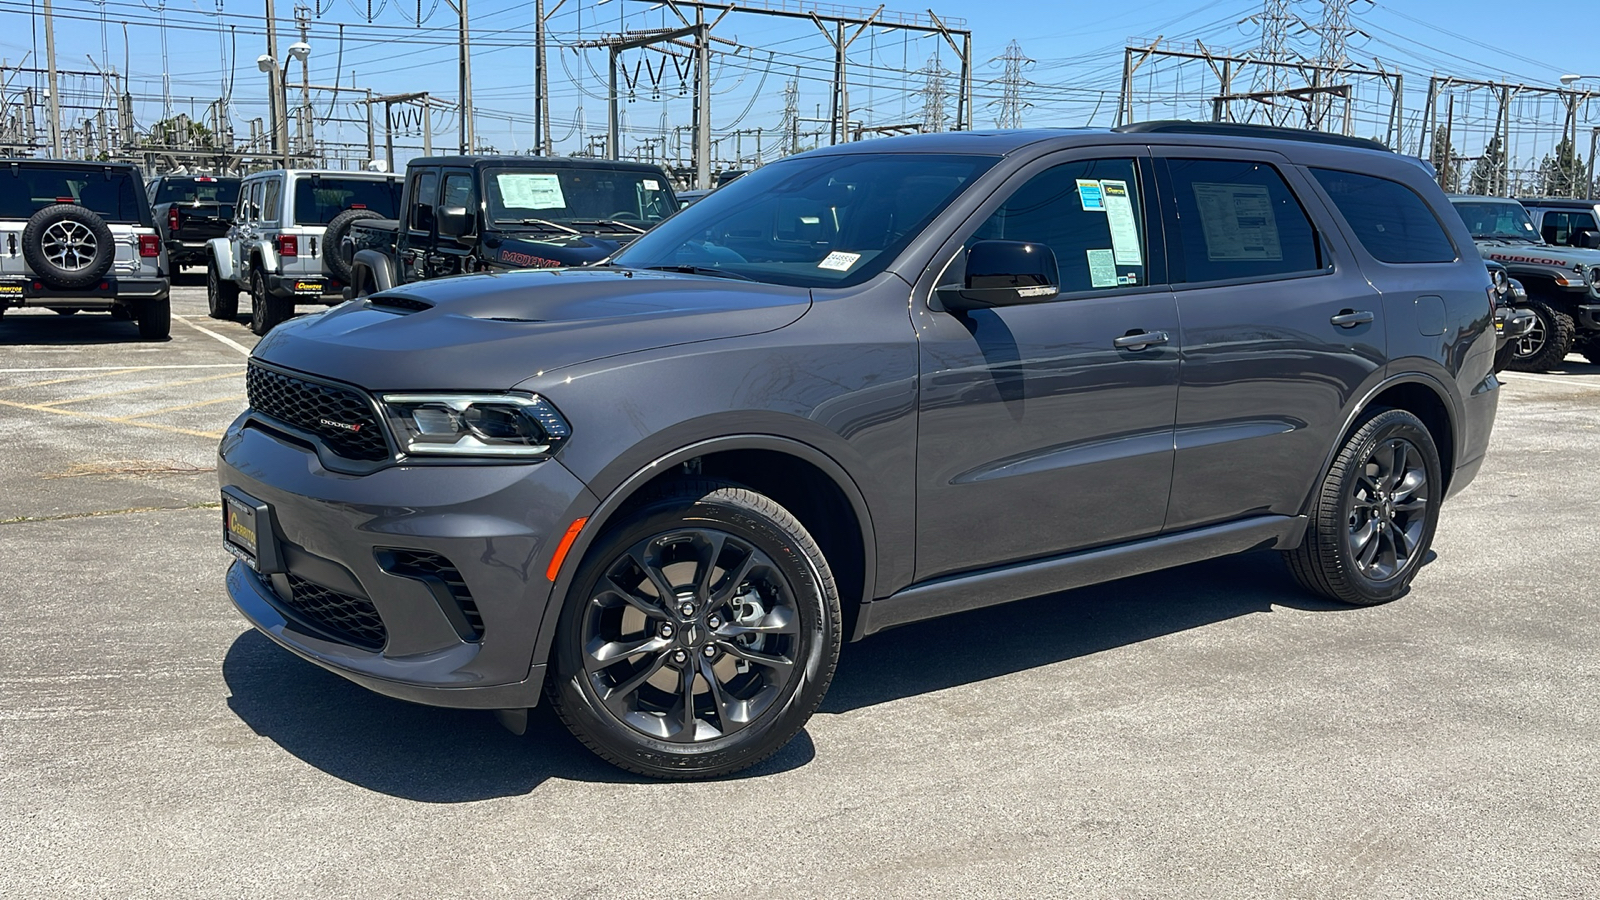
[643,178,661,191]
[1099,180,1143,267]
[818,251,862,271]
[1191,182,1282,260]
[1087,249,1118,287]
[496,173,567,209]
[1076,179,1105,211]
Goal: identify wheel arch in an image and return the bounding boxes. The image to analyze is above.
[534,435,879,679]
[1303,373,1460,523]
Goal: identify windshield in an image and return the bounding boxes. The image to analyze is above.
[611,153,996,288]
[485,167,677,230]
[1452,200,1541,242]
[0,167,144,223]
[293,177,401,225]
[155,177,240,206]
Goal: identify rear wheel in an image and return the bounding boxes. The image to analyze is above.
[207,257,239,319]
[248,269,294,336]
[1284,409,1442,606]
[547,479,841,779]
[134,296,171,340]
[1506,298,1576,372]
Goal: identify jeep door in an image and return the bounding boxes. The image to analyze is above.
[1152,149,1384,531]
[402,167,440,282]
[912,150,1181,581]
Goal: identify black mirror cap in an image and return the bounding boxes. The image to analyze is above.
[437,206,472,238]
[941,240,1060,310]
[1574,230,1600,250]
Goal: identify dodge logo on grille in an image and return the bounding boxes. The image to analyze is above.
[318,417,363,433]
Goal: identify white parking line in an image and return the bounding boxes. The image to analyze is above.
[1503,373,1600,391]
[0,364,242,374]
[172,316,254,357]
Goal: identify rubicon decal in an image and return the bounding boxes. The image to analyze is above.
[1488,254,1575,267]
[317,417,363,433]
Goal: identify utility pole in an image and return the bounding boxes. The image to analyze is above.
[445,0,473,153]
[43,0,61,156]
[533,0,566,155]
[295,4,312,156]
[264,0,287,165]
[696,10,711,189]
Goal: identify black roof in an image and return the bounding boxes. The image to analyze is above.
[6,158,140,171]
[1516,197,1599,209]
[408,155,671,174]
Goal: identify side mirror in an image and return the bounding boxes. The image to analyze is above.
[937,240,1060,311]
[436,205,472,238]
[1573,230,1600,249]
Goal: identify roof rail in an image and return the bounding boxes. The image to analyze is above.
[1113,120,1391,153]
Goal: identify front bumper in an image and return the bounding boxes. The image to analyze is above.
[218,413,599,709]
[1496,306,1537,345]
[1578,304,1600,331]
[166,240,215,265]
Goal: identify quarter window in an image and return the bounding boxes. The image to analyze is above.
[968,158,1149,293]
[1311,168,1456,263]
[260,179,282,223]
[1167,158,1322,283]
[1538,210,1599,247]
[410,171,438,231]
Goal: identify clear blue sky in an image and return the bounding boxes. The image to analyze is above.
[4,0,1597,167]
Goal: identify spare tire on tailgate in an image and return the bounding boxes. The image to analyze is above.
[323,208,384,284]
[22,204,116,290]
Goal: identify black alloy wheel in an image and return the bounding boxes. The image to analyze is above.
[549,479,839,779]
[207,258,239,319]
[1507,298,1575,372]
[1285,408,1442,605]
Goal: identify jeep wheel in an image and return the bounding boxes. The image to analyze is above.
[21,204,116,290]
[248,269,294,336]
[134,296,171,340]
[207,258,239,320]
[1284,409,1442,606]
[1506,298,1576,372]
[548,479,840,779]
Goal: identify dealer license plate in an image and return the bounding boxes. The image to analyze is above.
[223,494,260,570]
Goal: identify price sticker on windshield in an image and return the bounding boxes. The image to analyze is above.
[818,251,861,272]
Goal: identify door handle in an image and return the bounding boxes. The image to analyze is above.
[1330,310,1375,328]
[1113,330,1170,351]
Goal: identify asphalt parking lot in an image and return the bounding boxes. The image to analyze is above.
[2,279,1598,898]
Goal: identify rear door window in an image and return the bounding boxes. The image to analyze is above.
[1310,168,1456,263]
[410,171,438,231]
[261,179,282,224]
[1165,158,1323,283]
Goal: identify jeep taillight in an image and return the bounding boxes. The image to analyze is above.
[138,234,161,257]
[278,234,298,257]
[168,206,179,232]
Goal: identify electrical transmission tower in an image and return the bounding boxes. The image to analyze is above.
[991,40,1033,129]
[922,53,950,134]
[1248,0,1300,126]
[1313,0,1366,131]
[781,75,800,155]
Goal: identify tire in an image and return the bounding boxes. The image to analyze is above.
[1506,298,1576,372]
[207,257,239,320]
[21,204,116,289]
[322,209,383,283]
[248,268,294,336]
[52,308,80,316]
[547,478,841,779]
[1283,408,1443,606]
[134,296,171,340]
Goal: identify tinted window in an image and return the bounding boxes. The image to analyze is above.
[410,171,438,231]
[1167,158,1322,283]
[1311,169,1455,263]
[612,153,994,288]
[294,177,401,225]
[1450,200,1540,242]
[261,179,282,223]
[968,158,1149,293]
[1539,210,1599,246]
[154,177,241,206]
[0,167,144,222]
[484,166,677,227]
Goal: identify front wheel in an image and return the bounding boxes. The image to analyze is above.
[547,479,841,779]
[1284,408,1442,605]
[248,269,294,336]
[1506,298,1576,372]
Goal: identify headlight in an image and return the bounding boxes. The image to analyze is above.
[1491,268,1508,294]
[380,393,571,459]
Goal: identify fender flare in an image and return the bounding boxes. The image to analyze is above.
[247,240,279,276]
[351,249,396,295]
[529,434,882,676]
[205,238,236,282]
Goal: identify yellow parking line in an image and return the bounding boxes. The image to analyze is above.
[0,368,146,392]
[37,371,243,407]
[113,394,247,422]
[0,397,226,440]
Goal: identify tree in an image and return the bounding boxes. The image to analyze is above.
[143,116,217,150]
[1537,137,1585,198]
[1429,126,1457,192]
[1469,134,1505,196]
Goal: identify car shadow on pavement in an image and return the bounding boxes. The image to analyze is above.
[822,550,1359,714]
[221,630,816,801]
[0,312,166,345]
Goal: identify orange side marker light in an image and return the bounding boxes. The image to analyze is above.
[546,517,589,582]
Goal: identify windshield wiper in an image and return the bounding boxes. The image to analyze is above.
[501,217,581,234]
[640,264,754,281]
[568,218,647,234]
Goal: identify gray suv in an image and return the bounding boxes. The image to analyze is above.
[218,123,1500,778]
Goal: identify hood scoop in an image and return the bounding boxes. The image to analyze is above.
[367,294,434,314]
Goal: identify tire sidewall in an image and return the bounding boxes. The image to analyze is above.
[552,487,837,777]
[249,269,268,334]
[323,209,383,283]
[1508,299,1574,371]
[22,204,116,290]
[1331,411,1443,602]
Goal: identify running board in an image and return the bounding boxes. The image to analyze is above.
[860,515,1307,636]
